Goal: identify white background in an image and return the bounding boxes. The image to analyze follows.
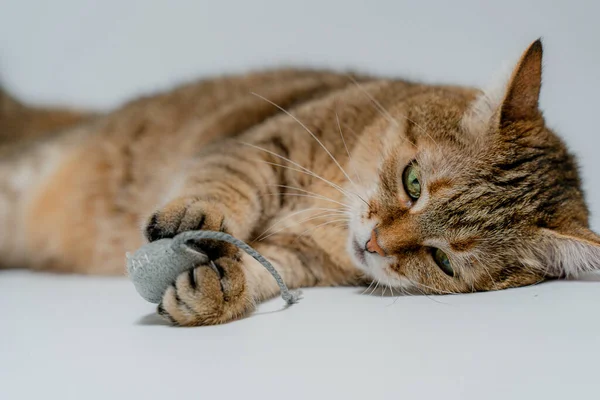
[1,1,599,399]
[1,0,599,228]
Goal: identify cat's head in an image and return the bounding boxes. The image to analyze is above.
[348,39,600,293]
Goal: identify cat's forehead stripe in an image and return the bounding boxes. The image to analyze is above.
[449,239,477,252]
[428,177,453,196]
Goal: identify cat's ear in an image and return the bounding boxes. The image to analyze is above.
[461,39,544,136]
[499,39,543,125]
[536,227,600,277]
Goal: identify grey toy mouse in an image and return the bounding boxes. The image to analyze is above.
[126,230,301,305]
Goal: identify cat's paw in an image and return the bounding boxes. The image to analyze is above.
[157,256,254,326]
[145,197,237,258]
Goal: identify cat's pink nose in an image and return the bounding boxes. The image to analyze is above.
[366,229,386,257]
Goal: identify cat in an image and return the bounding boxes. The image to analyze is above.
[1,39,598,326]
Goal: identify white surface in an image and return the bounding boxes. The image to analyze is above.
[1,1,600,399]
[2,270,600,399]
[1,0,600,228]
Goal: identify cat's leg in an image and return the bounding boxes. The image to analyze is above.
[145,136,359,325]
[157,234,360,326]
[144,138,281,260]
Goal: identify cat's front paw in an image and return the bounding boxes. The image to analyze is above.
[157,256,254,326]
[145,197,238,259]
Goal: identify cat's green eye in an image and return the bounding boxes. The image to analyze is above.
[432,248,454,277]
[402,163,421,200]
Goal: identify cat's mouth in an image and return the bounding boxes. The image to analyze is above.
[352,237,366,265]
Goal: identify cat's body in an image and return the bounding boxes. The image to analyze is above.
[0,69,369,274]
[2,40,599,325]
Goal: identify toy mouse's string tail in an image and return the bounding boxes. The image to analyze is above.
[171,230,302,305]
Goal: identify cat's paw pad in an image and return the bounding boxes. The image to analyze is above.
[157,256,253,326]
[145,197,237,258]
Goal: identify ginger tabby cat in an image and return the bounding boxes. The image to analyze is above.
[1,39,599,325]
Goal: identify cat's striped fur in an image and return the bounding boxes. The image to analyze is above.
[1,40,598,325]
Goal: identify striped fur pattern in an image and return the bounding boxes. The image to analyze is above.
[0,40,598,325]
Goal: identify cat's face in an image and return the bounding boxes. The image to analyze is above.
[347,40,600,293]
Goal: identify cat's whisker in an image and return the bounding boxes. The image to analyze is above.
[292,218,349,243]
[381,278,391,297]
[345,76,416,148]
[393,284,419,305]
[335,113,363,186]
[408,117,442,152]
[417,287,449,305]
[266,184,352,209]
[402,280,450,304]
[339,121,379,158]
[385,282,403,306]
[250,92,368,205]
[254,207,346,241]
[258,160,354,202]
[264,192,351,209]
[258,211,347,242]
[402,285,412,297]
[335,112,367,203]
[292,212,347,226]
[483,268,499,291]
[347,76,443,152]
[366,280,377,296]
[391,286,407,305]
[244,142,358,203]
[346,76,399,127]
[470,251,499,291]
[410,280,455,297]
[370,279,382,296]
[361,280,377,295]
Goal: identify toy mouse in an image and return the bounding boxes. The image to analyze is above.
[126,230,301,306]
